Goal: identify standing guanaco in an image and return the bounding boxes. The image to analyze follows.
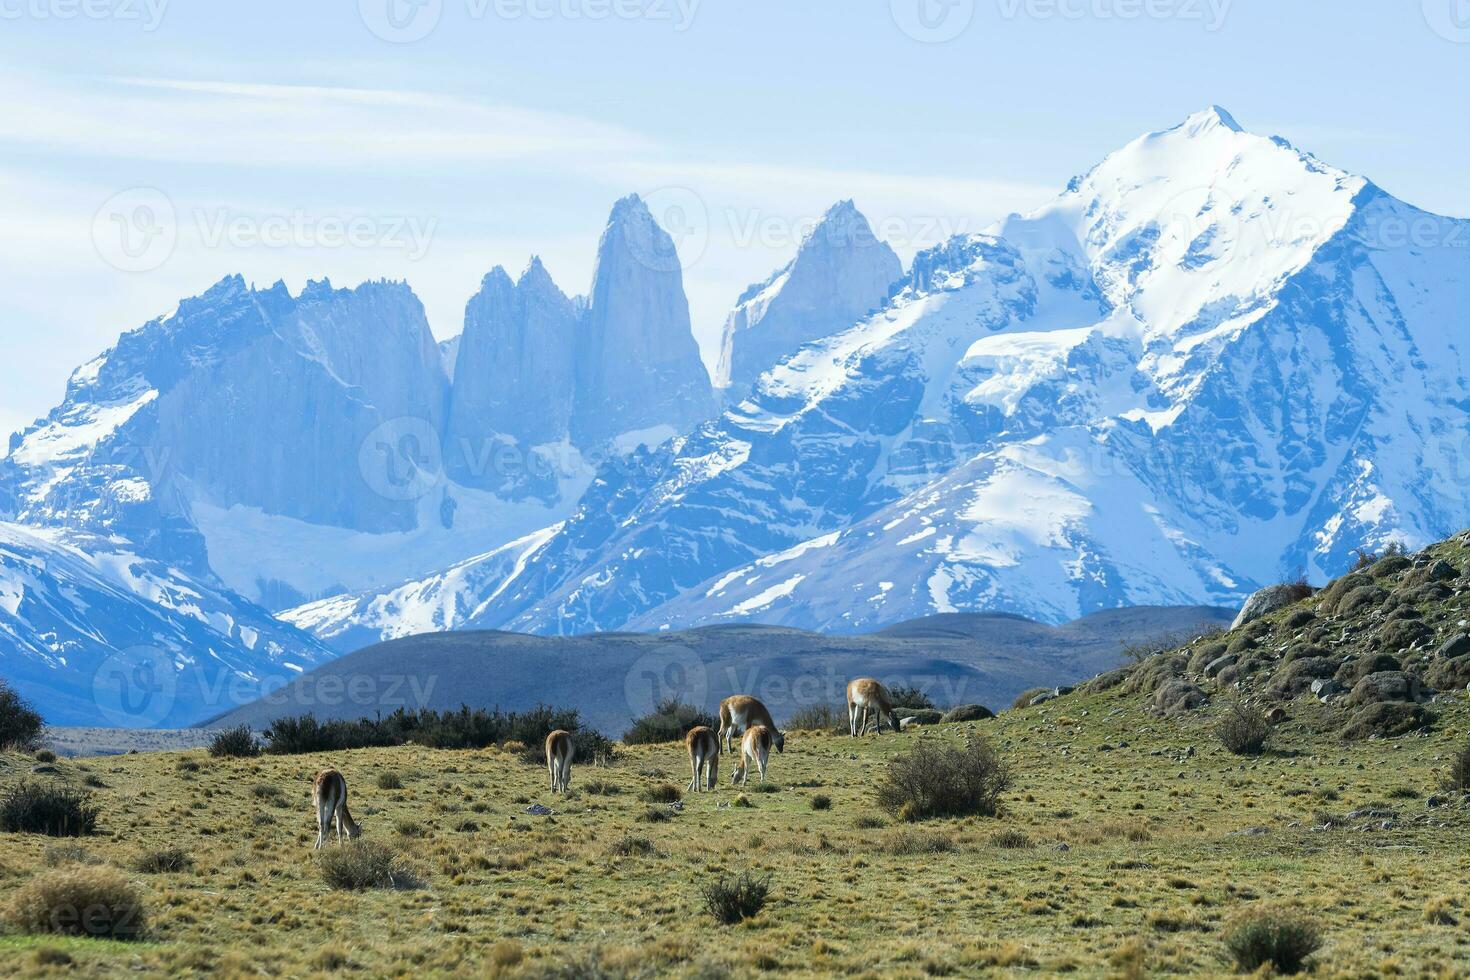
[718,695,786,754]
[731,725,774,786]
[312,769,361,848]
[847,678,903,736]
[545,729,574,793]
[685,725,720,792]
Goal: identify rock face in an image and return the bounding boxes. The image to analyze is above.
[716,200,902,394]
[1232,584,1313,630]
[445,259,578,491]
[572,195,715,448]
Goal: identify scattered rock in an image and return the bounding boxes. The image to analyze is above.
[940,703,994,724]
[1231,582,1314,629]
[525,804,555,816]
[1203,654,1237,679]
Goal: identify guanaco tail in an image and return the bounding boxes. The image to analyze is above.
[846,677,903,736]
[545,729,574,793]
[718,695,786,754]
[732,725,774,786]
[312,769,361,849]
[685,725,720,792]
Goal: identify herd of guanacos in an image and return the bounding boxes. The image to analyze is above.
[310,679,907,848]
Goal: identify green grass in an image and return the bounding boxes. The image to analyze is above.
[2,691,1470,976]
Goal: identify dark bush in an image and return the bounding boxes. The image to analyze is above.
[622,699,717,745]
[207,725,260,758]
[1340,702,1434,740]
[0,680,44,751]
[1337,653,1401,684]
[4,867,146,940]
[264,704,608,758]
[0,783,99,837]
[640,783,682,804]
[1222,908,1322,974]
[608,834,655,857]
[131,847,192,874]
[318,841,421,890]
[1215,701,1271,756]
[785,703,846,733]
[875,738,1010,821]
[810,794,832,811]
[376,771,404,791]
[1427,655,1470,691]
[1442,740,1470,793]
[33,749,56,764]
[887,685,936,710]
[701,872,770,924]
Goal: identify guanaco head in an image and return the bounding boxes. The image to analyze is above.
[773,730,785,753]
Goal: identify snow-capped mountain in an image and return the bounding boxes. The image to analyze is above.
[0,521,333,726]
[295,107,1470,642]
[0,195,720,614]
[716,200,903,394]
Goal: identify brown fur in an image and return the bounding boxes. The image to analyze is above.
[732,726,774,785]
[846,678,902,736]
[545,729,574,793]
[685,725,720,792]
[718,695,785,753]
[312,769,360,848]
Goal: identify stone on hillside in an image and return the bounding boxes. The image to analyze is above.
[1340,701,1434,740]
[940,704,994,724]
[1231,583,1313,629]
[1155,679,1206,714]
[1439,634,1470,659]
[1271,657,1336,696]
[1349,671,1421,706]
[1203,654,1237,679]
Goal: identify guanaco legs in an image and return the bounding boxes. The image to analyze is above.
[719,695,786,755]
[847,678,903,736]
[545,729,574,793]
[685,725,720,792]
[312,769,361,848]
[731,726,774,785]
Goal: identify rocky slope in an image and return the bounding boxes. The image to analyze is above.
[312,107,1470,642]
[716,199,902,395]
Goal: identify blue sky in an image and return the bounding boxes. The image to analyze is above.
[2,0,1468,445]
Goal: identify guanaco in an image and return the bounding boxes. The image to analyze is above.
[545,729,574,793]
[719,695,786,754]
[731,725,774,786]
[312,769,361,848]
[685,725,720,792]
[847,677,903,736]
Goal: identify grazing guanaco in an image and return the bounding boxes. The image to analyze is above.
[685,725,720,792]
[718,695,786,754]
[545,729,574,793]
[731,725,774,786]
[847,678,903,736]
[312,769,361,849]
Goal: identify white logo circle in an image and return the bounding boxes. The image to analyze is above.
[358,416,444,501]
[92,187,177,273]
[624,647,708,719]
[359,0,443,43]
[890,0,975,43]
[1423,0,1470,42]
[92,645,177,727]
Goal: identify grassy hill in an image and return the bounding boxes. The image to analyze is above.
[209,606,1234,734]
[4,543,1470,976]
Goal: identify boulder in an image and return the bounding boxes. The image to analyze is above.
[1310,678,1345,700]
[1439,634,1470,660]
[940,704,994,724]
[1349,671,1421,706]
[1154,679,1206,714]
[1340,701,1434,740]
[1427,655,1470,691]
[1203,654,1237,679]
[1271,657,1336,696]
[1231,583,1314,629]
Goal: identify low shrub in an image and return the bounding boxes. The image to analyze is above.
[1215,701,1271,756]
[888,685,935,710]
[264,704,606,756]
[810,794,832,811]
[4,866,146,940]
[376,771,404,791]
[608,834,656,857]
[131,847,192,874]
[637,807,671,824]
[875,738,1010,821]
[641,783,683,804]
[582,779,620,796]
[853,814,886,829]
[622,699,718,745]
[207,725,260,758]
[880,827,956,855]
[1441,738,1470,793]
[318,841,421,890]
[940,703,994,724]
[1012,688,1050,710]
[785,702,846,733]
[701,872,770,924]
[42,844,99,867]
[1340,702,1434,740]
[0,783,99,836]
[33,749,57,764]
[1221,907,1322,974]
[989,828,1033,849]
[0,680,44,751]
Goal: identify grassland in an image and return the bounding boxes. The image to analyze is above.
[3,681,1470,978]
